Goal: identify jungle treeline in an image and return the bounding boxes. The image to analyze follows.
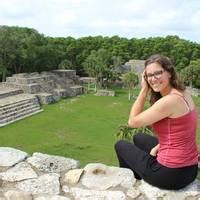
[0,25,200,88]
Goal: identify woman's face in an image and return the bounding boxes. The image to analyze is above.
[145,62,171,93]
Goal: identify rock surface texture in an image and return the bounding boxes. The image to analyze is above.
[0,147,199,200]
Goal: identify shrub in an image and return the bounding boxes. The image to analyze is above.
[116,124,153,141]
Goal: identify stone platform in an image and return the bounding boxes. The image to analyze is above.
[0,87,23,99]
[0,70,84,126]
[0,147,199,200]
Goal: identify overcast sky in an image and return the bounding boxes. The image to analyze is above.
[0,0,200,43]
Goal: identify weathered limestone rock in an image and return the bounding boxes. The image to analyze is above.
[62,185,70,194]
[27,152,79,173]
[0,147,27,167]
[64,169,84,184]
[0,148,199,200]
[16,173,60,195]
[139,179,200,200]
[4,190,32,200]
[0,162,37,181]
[81,163,136,190]
[126,187,141,199]
[34,195,70,200]
[70,187,126,200]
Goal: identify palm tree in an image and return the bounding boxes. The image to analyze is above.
[122,72,139,100]
[83,48,111,89]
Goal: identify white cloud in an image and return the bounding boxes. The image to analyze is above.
[0,0,200,42]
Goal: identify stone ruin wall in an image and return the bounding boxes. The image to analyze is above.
[1,70,83,104]
[0,147,199,200]
[0,70,84,127]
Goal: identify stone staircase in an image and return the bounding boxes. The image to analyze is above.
[0,94,43,127]
[0,70,83,127]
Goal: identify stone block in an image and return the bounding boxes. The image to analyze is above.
[52,70,76,79]
[95,90,115,97]
[0,147,27,167]
[4,190,32,200]
[64,169,84,184]
[81,163,136,190]
[35,93,54,104]
[69,86,83,97]
[27,152,80,173]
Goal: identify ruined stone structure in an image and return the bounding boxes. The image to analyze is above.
[0,70,83,127]
[186,87,200,97]
[124,60,145,83]
[114,59,145,77]
[0,147,199,200]
[125,59,145,74]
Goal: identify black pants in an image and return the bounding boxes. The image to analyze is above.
[115,133,198,190]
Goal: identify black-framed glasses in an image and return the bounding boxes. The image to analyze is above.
[145,70,165,80]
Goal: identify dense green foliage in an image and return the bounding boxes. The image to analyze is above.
[1,25,200,88]
[180,59,200,88]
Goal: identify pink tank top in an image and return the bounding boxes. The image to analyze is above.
[152,94,198,168]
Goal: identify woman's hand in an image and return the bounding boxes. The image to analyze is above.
[150,144,160,157]
[141,71,150,93]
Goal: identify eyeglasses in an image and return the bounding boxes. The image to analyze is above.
[145,70,164,80]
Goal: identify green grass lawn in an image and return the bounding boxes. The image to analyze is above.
[0,88,135,166]
[0,88,200,173]
[193,95,200,179]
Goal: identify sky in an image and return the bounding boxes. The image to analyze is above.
[0,0,200,43]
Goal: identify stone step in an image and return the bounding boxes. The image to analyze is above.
[0,93,42,127]
[69,85,83,96]
[0,101,34,114]
[0,104,40,120]
[0,94,38,108]
[3,107,41,122]
[0,87,23,99]
[0,108,43,127]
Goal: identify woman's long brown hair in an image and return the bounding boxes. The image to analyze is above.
[144,54,185,104]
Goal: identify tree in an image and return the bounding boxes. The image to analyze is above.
[111,56,123,69]
[0,63,8,81]
[0,25,47,77]
[122,72,139,100]
[0,26,15,79]
[180,59,200,88]
[83,48,111,88]
[1,25,200,81]
[58,59,73,69]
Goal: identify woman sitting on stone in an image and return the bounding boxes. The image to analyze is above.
[115,54,198,190]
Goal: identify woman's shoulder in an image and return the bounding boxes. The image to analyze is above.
[156,93,179,104]
[162,89,190,103]
[154,90,185,110]
[153,94,177,113]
